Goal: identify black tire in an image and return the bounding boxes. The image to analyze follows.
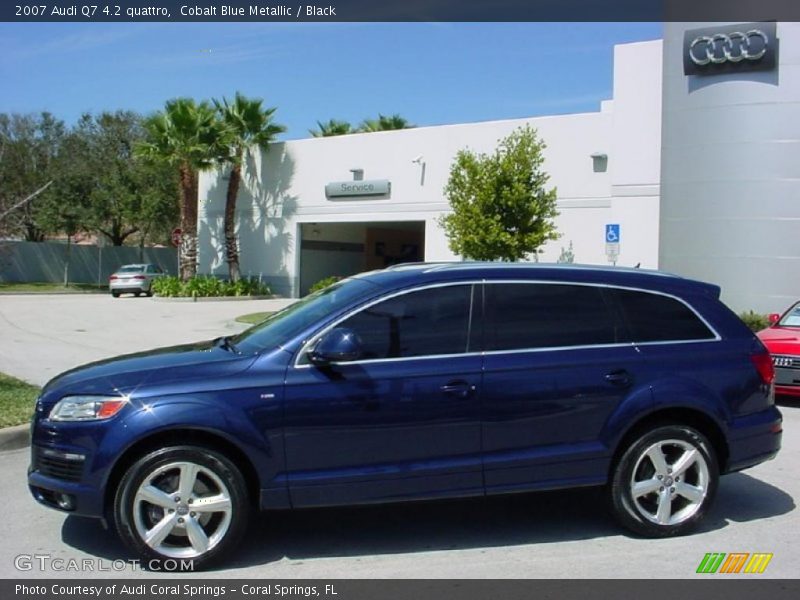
[114,446,250,571]
[111,291,120,298]
[609,424,718,537]
[134,291,141,297]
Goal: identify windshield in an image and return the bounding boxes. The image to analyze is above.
[779,302,800,327]
[232,278,379,353]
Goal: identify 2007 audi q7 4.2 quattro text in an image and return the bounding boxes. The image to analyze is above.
[28,263,782,569]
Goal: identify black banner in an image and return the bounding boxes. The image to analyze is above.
[4,0,800,23]
[4,580,800,600]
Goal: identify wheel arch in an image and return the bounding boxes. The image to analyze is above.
[609,407,730,479]
[103,427,262,519]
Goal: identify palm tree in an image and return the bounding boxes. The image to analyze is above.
[215,92,285,282]
[358,113,414,133]
[309,119,353,137]
[137,98,224,281]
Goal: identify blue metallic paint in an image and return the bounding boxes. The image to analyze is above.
[28,264,782,521]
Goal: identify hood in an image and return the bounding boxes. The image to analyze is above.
[757,326,800,356]
[41,339,258,401]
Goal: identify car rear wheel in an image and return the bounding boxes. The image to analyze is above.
[114,446,249,570]
[609,425,718,537]
[111,291,120,298]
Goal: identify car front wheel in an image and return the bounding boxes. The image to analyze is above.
[609,425,718,537]
[114,446,249,570]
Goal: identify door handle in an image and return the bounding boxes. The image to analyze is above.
[605,369,631,387]
[440,380,476,398]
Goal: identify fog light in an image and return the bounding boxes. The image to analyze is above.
[56,493,75,510]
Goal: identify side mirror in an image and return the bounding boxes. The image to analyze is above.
[308,328,363,366]
[768,313,781,326]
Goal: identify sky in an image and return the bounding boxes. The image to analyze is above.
[0,22,662,140]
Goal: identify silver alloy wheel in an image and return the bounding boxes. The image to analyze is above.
[132,461,233,559]
[629,438,710,526]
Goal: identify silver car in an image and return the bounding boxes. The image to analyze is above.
[108,263,165,298]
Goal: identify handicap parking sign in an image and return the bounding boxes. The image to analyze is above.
[606,224,620,244]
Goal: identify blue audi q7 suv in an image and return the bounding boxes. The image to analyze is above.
[28,263,782,568]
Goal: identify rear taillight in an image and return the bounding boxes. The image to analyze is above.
[109,275,118,281]
[132,275,146,280]
[751,350,775,385]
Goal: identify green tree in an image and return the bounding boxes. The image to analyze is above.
[215,93,286,282]
[133,165,180,252]
[357,113,414,132]
[0,112,66,240]
[69,111,179,246]
[309,118,353,137]
[137,99,225,281]
[0,111,178,254]
[439,125,559,261]
[35,128,93,285]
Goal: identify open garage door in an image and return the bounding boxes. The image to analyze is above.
[299,221,425,296]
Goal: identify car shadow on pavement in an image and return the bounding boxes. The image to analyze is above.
[60,518,139,563]
[699,471,796,532]
[60,472,795,571]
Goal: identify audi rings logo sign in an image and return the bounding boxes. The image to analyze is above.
[683,22,778,76]
[690,30,768,65]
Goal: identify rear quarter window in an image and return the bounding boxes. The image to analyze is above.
[609,288,716,343]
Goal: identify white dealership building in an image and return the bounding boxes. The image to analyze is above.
[198,22,799,312]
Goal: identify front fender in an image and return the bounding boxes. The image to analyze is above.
[94,394,283,498]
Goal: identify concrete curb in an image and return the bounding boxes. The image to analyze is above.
[0,424,30,452]
[151,295,278,303]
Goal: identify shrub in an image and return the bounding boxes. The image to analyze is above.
[151,276,183,297]
[151,276,271,298]
[310,275,342,294]
[557,241,575,264]
[739,310,769,332]
[230,277,271,297]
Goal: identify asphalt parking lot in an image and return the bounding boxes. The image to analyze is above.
[0,294,796,578]
[0,294,293,386]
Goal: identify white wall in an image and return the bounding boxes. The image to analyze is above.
[660,23,800,313]
[199,39,664,296]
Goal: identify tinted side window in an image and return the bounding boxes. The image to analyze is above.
[340,285,473,360]
[484,283,620,351]
[610,288,715,342]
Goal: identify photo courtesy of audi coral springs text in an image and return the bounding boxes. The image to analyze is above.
[28,264,782,569]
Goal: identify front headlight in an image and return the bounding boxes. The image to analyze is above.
[49,396,128,422]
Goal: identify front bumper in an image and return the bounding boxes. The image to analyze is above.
[775,385,800,398]
[28,445,105,518]
[27,408,116,520]
[774,364,800,397]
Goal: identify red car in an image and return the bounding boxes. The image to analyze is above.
[758,301,800,397]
